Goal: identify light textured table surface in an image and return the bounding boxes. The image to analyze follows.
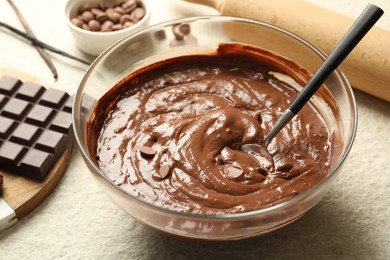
[0,0,389,259]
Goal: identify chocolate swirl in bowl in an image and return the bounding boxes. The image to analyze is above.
[87,44,339,215]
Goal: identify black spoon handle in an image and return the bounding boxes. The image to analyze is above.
[262,4,383,148]
[289,4,383,114]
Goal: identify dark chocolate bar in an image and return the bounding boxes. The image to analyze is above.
[0,75,73,180]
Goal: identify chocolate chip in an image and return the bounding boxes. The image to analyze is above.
[78,3,98,13]
[78,4,91,13]
[101,20,114,32]
[123,21,134,28]
[91,8,104,16]
[172,23,191,40]
[105,7,115,14]
[140,145,156,158]
[0,173,3,188]
[108,11,121,23]
[101,0,117,9]
[184,35,198,45]
[132,7,145,20]
[171,23,198,45]
[80,11,94,23]
[172,25,185,40]
[111,23,123,31]
[224,165,244,180]
[120,14,133,24]
[115,6,125,14]
[158,165,170,179]
[179,23,190,35]
[276,163,293,172]
[71,18,84,28]
[122,0,137,12]
[257,167,267,176]
[88,20,101,31]
[96,13,110,24]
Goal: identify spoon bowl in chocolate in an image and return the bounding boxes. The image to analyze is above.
[241,4,383,154]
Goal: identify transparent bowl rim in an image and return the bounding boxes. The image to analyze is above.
[73,15,358,220]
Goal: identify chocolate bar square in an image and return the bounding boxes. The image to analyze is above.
[0,116,17,139]
[10,123,41,146]
[16,82,45,102]
[20,149,53,180]
[26,104,55,127]
[1,98,31,120]
[39,88,69,109]
[0,75,22,95]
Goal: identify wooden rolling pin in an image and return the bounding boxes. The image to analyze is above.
[185,0,390,102]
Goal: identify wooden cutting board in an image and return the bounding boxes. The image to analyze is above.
[0,68,73,232]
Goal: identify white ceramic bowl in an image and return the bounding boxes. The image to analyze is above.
[64,0,152,56]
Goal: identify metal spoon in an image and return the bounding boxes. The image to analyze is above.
[242,4,383,154]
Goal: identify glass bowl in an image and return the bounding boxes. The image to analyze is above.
[73,16,357,240]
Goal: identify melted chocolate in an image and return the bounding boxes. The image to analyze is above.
[87,45,337,214]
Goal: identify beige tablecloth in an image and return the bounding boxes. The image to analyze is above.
[0,0,389,259]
